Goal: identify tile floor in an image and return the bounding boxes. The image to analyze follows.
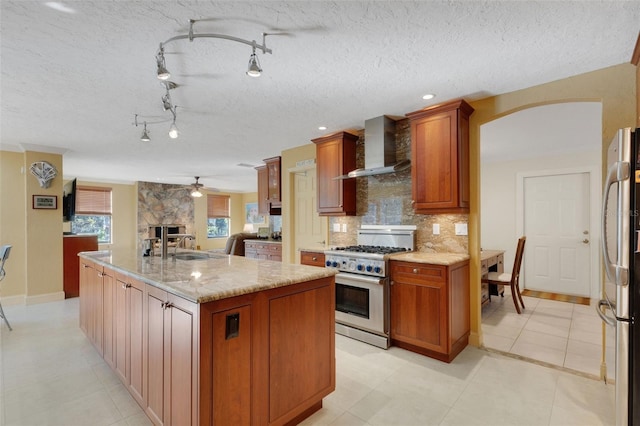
[0,298,615,426]
[481,289,615,381]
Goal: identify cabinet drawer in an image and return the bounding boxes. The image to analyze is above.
[391,262,445,284]
[269,244,281,253]
[300,251,326,267]
[481,260,488,276]
[496,254,504,273]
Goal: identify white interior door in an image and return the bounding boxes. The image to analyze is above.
[293,168,327,256]
[523,172,590,296]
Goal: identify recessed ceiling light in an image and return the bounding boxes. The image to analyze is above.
[44,2,77,13]
[422,94,435,100]
[318,126,327,131]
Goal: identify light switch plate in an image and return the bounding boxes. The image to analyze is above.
[433,224,440,235]
[341,223,347,233]
[333,223,341,232]
[455,223,468,236]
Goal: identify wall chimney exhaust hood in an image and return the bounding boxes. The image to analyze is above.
[337,116,410,179]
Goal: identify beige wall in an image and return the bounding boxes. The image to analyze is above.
[0,151,27,300]
[0,150,64,302]
[468,63,637,347]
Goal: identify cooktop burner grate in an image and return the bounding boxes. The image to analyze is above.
[332,245,410,255]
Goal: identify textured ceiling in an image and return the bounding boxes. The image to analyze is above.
[1,1,639,192]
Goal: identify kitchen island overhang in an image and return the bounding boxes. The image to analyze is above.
[79,249,337,425]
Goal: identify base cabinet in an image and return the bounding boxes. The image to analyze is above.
[80,261,335,426]
[245,241,282,262]
[390,260,470,363]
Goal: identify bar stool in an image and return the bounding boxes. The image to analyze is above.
[0,244,13,330]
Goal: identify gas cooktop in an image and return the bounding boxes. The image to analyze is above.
[331,245,410,255]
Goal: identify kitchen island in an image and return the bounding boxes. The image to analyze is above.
[79,250,337,426]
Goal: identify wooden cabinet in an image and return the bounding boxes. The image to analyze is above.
[300,250,326,267]
[406,99,474,213]
[145,284,199,426]
[256,157,282,216]
[390,260,470,363]
[102,267,116,369]
[245,240,282,262]
[199,276,335,425]
[312,132,358,216]
[113,272,145,406]
[63,235,98,298]
[80,259,104,356]
[80,259,334,425]
[255,165,269,216]
[264,156,282,211]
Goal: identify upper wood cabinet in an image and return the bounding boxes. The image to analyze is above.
[255,165,269,216]
[312,132,358,216]
[264,156,282,211]
[406,99,474,214]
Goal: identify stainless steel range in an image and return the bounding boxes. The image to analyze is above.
[325,225,416,349]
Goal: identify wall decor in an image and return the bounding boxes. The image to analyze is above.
[29,161,58,188]
[245,202,265,224]
[33,195,57,209]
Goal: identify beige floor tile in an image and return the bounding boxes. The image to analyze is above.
[516,329,568,351]
[481,333,515,352]
[510,340,566,366]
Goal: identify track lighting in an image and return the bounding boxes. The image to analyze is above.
[155,19,272,80]
[246,46,262,77]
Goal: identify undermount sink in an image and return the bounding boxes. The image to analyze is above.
[173,253,210,261]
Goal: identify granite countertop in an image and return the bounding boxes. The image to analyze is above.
[390,252,470,266]
[79,249,336,304]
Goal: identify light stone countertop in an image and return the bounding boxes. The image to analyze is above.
[390,252,470,266]
[79,249,336,304]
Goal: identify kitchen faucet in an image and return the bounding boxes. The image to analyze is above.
[158,225,194,259]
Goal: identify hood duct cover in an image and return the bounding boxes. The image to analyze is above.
[343,116,410,179]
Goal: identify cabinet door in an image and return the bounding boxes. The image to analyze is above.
[91,264,104,355]
[312,132,357,216]
[79,260,92,333]
[255,165,269,215]
[390,263,448,354]
[102,268,116,369]
[145,285,197,426]
[407,99,473,213]
[114,274,128,384]
[128,277,145,407]
[211,305,252,425]
[264,156,281,208]
[146,285,167,425]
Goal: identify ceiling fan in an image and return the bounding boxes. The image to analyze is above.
[190,176,204,198]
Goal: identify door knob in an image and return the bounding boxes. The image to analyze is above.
[582,239,590,244]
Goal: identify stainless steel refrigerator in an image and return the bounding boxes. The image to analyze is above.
[599,127,639,425]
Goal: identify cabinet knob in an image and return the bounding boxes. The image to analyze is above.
[97,272,104,278]
[83,264,90,268]
[122,283,131,289]
[413,268,419,274]
[390,280,394,286]
[162,301,173,310]
[312,256,317,261]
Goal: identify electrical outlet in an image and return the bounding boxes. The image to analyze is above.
[342,223,347,233]
[333,223,341,232]
[433,224,440,235]
[455,223,468,236]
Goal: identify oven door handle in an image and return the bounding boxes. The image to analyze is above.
[335,272,385,286]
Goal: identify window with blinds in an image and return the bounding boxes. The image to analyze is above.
[207,194,230,238]
[71,186,112,244]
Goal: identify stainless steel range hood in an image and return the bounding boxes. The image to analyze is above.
[340,116,410,179]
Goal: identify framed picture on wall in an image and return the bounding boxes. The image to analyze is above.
[33,195,57,209]
[245,202,265,224]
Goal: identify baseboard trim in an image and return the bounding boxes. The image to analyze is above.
[0,294,26,306]
[26,292,65,305]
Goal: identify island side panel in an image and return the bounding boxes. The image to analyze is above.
[199,276,335,426]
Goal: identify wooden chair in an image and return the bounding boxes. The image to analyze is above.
[486,237,526,314]
[0,245,13,330]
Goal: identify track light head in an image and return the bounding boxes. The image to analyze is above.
[168,122,179,139]
[156,46,170,80]
[140,122,151,142]
[246,48,262,77]
[162,93,172,111]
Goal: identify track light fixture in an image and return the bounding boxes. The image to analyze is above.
[155,19,272,81]
[133,114,176,142]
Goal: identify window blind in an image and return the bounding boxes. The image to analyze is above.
[207,194,230,218]
[76,186,112,215]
